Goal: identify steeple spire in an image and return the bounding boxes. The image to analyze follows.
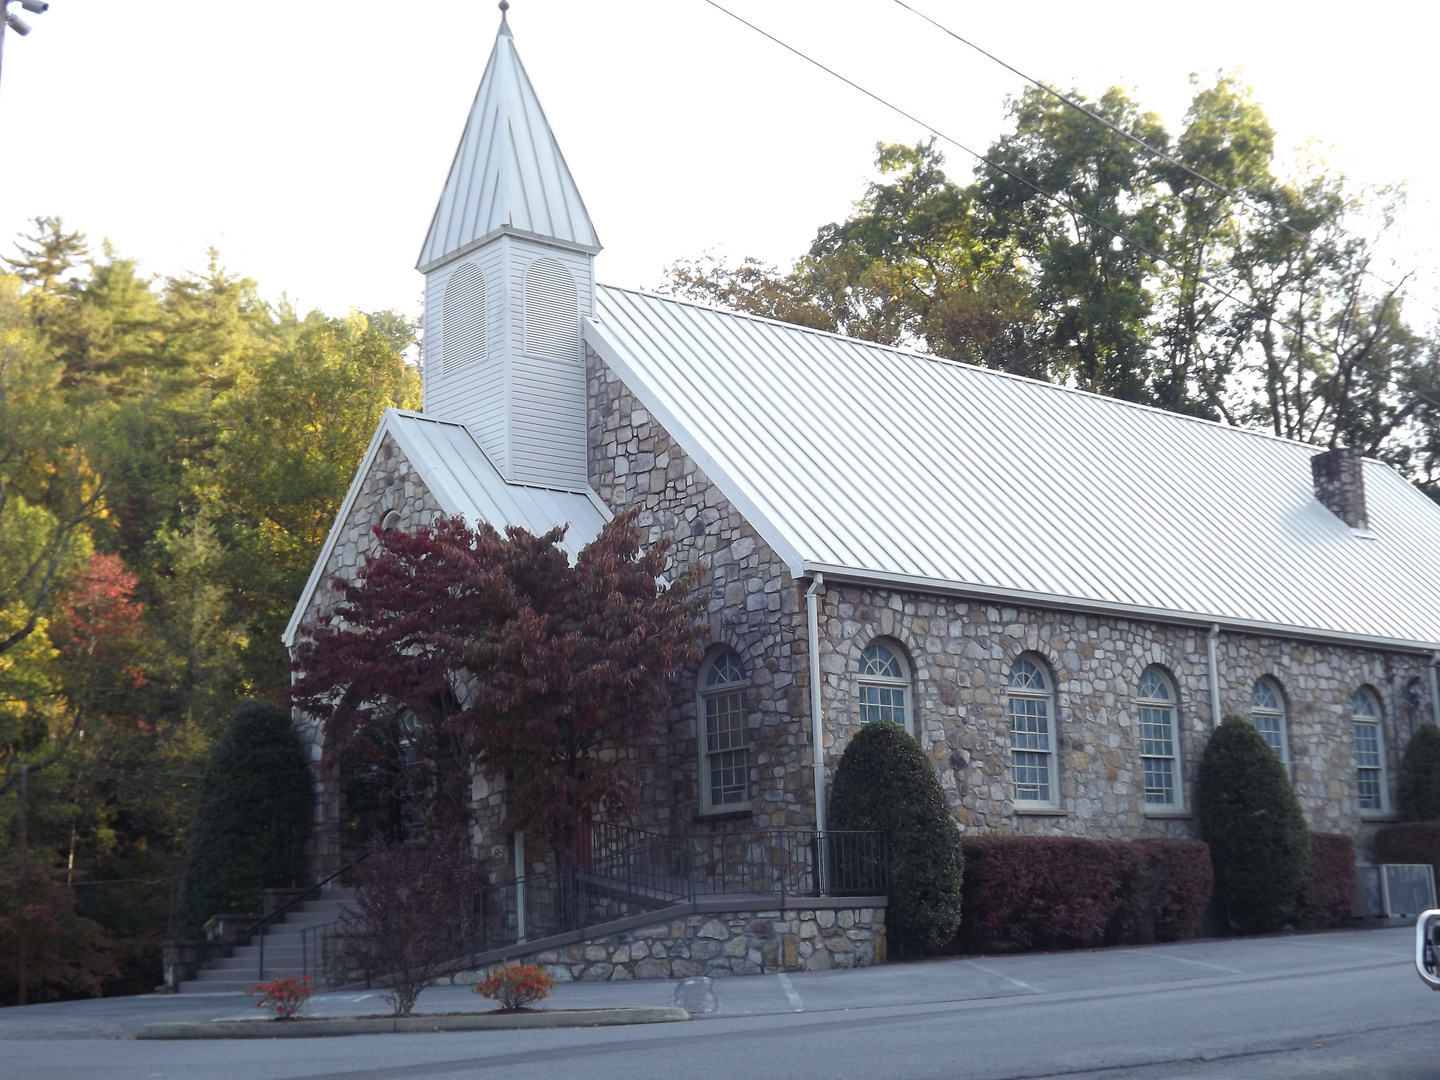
[417,14,599,271]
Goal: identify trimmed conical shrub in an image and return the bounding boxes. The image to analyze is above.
[178,703,314,937]
[1197,714,1311,933]
[829,720,963,949]
[1400,724,1440,822]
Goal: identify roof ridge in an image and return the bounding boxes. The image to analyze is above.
[595,283,1352,461]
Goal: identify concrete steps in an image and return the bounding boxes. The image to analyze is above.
[177,888,357,994]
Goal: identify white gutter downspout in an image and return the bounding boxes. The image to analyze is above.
[1207,624,1223,727]
[1430,653,1440,729]
[806,574,827,836]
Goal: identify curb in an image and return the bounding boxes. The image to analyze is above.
[135,1006,690,1039]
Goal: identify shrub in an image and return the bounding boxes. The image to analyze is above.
[178,703,314,938]
[828,720,963,950]
[249,973,313,1019]
[1375,821,1440,891]
[1197,715,1311,933]
[473,963,557,1010]
[961,836,1129,951]
[958,836,1212,952]
[1400,724,1440,822]
[341,831,484,1016]
[1299,832,1356,930]
[1130,839,1215,943]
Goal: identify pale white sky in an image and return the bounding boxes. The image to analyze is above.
[2,0,1436,326]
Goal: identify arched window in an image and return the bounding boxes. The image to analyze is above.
[380,509,402,535]
[1008,656,1057,807]
[699,650,749,813]
[441,262,487,375]
[1354,687,1387,812]
[1251,678,1289,771]
[1138,667,1182,808]
[523,257,579,361]
[858,641,911,734]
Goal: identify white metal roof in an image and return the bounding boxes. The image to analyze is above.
[585,286,1440,651]
[283,410,610,646]
[416,20,600,272]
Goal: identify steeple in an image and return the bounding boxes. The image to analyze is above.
[417,10,600,272]
[416,9,597,492]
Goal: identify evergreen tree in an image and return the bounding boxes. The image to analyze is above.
[1197,715,1311,933]
[1400,724,1440,822]
[177,703,312,937]
[828,720,963,950]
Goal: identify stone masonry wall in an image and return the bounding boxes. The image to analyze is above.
[440,904,886,983]
[817,583,1433,856]
[587,347,815,831]
[289,433,509,877]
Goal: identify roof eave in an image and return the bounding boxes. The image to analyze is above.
[802,561,1440,655]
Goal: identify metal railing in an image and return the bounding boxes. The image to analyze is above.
[249,851,370,982]
[471,828,887,955]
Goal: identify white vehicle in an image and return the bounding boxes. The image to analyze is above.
[1416,910,1440,989]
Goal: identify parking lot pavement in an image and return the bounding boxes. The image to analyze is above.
[0,922,1418,1040]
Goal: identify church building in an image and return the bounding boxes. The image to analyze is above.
[286,11,1440,906]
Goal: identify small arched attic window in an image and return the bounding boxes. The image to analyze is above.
[441,262,487,375]
[380,510,402,535]
[524,257,579,361]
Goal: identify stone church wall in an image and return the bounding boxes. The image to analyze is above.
[587,347,816,832]
[815,582,1431,856]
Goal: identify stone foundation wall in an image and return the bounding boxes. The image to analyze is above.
[442,904,886,984]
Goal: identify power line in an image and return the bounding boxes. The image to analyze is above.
[697,0,1408,371]
[887,0,1437,321]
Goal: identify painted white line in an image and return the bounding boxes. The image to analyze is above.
[777,973,804,1012]
[1152,954,1244,975]
[965,960,1038,992]
[1290,941,1408,957]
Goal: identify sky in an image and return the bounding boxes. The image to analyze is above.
[2,0,1437,325]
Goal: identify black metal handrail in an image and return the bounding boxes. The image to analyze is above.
[248,851,370,982]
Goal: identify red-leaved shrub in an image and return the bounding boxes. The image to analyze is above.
[959,835,1213,953]
[473,963,557,1010]
[1131,839,1214,943]
[1299,832,1356,929]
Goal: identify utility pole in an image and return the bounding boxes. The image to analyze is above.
[17,763,28,1007]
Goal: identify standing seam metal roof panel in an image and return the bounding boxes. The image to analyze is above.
[588,285,1440,648]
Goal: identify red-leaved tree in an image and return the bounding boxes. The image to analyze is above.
[290,511,705,856]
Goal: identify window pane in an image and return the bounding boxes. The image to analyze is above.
[1012,751,1051,802]
[1009,658,1047,691]
[860,643,903,678]
[859,684,906,726]
[1138,668,1170,701]
[1138,706,1173,757]
[1252,680,1280,711]
[1353,690,1378,718]
[1009,697,1050,751]
[705,691,747,805]
[1253,713,1284,757]
[1143,757,1175,804]
[706,651,746,687]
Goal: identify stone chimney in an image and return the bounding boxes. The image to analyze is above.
[1311,447,1369,530]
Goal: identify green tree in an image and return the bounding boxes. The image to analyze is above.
[1197,715,1311,933]
[1400,724,1440,822]
[828,720,963,950]
[177,703,313,937]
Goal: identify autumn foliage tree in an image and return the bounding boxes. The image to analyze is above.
[290,511,706,857]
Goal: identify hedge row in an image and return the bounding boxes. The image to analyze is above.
[1299,832,1356,930]
[958,836,1213,953]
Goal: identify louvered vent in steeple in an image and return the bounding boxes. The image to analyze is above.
[441,263,488,375]
[524,258,579,362]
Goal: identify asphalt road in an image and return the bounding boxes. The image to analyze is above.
[4,925,1440,1079]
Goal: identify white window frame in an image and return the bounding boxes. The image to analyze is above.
[698,650,751,814]
[1007,655,1059,809]
[857,640,912,736]
[1251,677,1290,773]
[1354,686,1389,814]
[1137,666,1184,811]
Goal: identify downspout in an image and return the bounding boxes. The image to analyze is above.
[513,829,526,944]
[1207,624,1223,727]
[806,574,827,835]
[1430,653,1440,729]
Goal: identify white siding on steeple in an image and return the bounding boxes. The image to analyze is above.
[416,21,599,272]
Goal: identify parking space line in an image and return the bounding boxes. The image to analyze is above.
[1148,953,1243,974]
[777,973,803,1012]
[965,960,1038,992]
